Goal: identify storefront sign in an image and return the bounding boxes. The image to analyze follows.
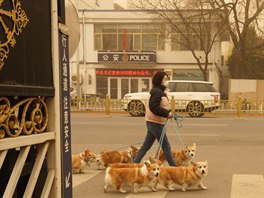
[98,51,156,63]
[96,69,163,77]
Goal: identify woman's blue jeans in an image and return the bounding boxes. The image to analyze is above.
[133,121,177,166]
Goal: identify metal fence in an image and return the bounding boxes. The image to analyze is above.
[70,96,264,117]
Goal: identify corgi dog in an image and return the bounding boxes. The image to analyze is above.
[96,145,139,168]
[108,156,162,168]
[159,143,196,166]
[157,160,208,191]
[104,161,160,193]
[72,149,96,173]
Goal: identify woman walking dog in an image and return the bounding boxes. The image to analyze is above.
[133,71,177,166]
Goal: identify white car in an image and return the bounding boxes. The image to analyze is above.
[122,80,220,117]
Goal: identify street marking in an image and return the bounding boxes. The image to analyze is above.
[169,133,220,137]
[72,122,138,125]
[231,174,264,198]
[72,169,102,188]
[182,124,229,127]
[72,122,229,127]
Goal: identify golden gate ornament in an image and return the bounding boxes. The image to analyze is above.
[0,0,29,70]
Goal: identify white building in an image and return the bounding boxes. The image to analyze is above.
[70,0,223,99]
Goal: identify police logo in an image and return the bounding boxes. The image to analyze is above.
[122,54,129,61]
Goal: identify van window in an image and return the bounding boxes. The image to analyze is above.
[168,82,190,92]
[192,83,216,92]
[167,81,217,92]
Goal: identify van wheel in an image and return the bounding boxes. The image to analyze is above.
[128,100,145,117]
[187,101,204,117]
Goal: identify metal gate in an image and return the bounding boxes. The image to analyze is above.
[0,0,71,197]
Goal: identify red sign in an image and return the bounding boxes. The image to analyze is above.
[96,69,163,77]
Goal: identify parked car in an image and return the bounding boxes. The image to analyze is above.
[122,80,220,117]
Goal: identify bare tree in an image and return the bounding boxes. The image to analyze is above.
[214,0,264,78]
[129,0,229,81]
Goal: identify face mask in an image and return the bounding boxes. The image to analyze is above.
[164,81,169,88]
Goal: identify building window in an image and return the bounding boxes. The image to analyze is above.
[103,34,117,50]
[134,34,141,50]
[94,34,102,50]
[94,24,165,51]
[171,33,181,51]
[142,34,157,50]
[171,24,208,51]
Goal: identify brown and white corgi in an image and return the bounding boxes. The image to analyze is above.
[159,143,196,166]
[96,145,139,168]
[104,161,160,193]
[108,156,162,168]
[157,160,208,191]
[72,149,96,173]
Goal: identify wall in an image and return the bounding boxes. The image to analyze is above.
[228,79,264,101]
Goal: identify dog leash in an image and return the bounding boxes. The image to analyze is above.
[110,114,184,158]
[154,119,169,159]
[112,142,144,151]
[154,113,185,159]
[173,113,184,128]
[171,114,186,147]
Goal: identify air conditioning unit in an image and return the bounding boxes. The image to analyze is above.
[71,74,83,85]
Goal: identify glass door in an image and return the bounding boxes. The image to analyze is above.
[109,78,117,99]
[108,77,151,99]
[130,79,138,93]
[140,78,151,92]
[121,78,129,98]
[109,78,129,99]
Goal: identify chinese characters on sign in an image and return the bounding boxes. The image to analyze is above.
[60,33,72,197]
[96,69,163,77]
[61,35,71,156]
[98,51,156,63]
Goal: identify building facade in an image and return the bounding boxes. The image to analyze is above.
[70,0,223,99]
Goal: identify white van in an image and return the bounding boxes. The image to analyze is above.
[122,80,220,117]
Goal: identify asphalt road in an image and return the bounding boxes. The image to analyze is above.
[70,113,264,198]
